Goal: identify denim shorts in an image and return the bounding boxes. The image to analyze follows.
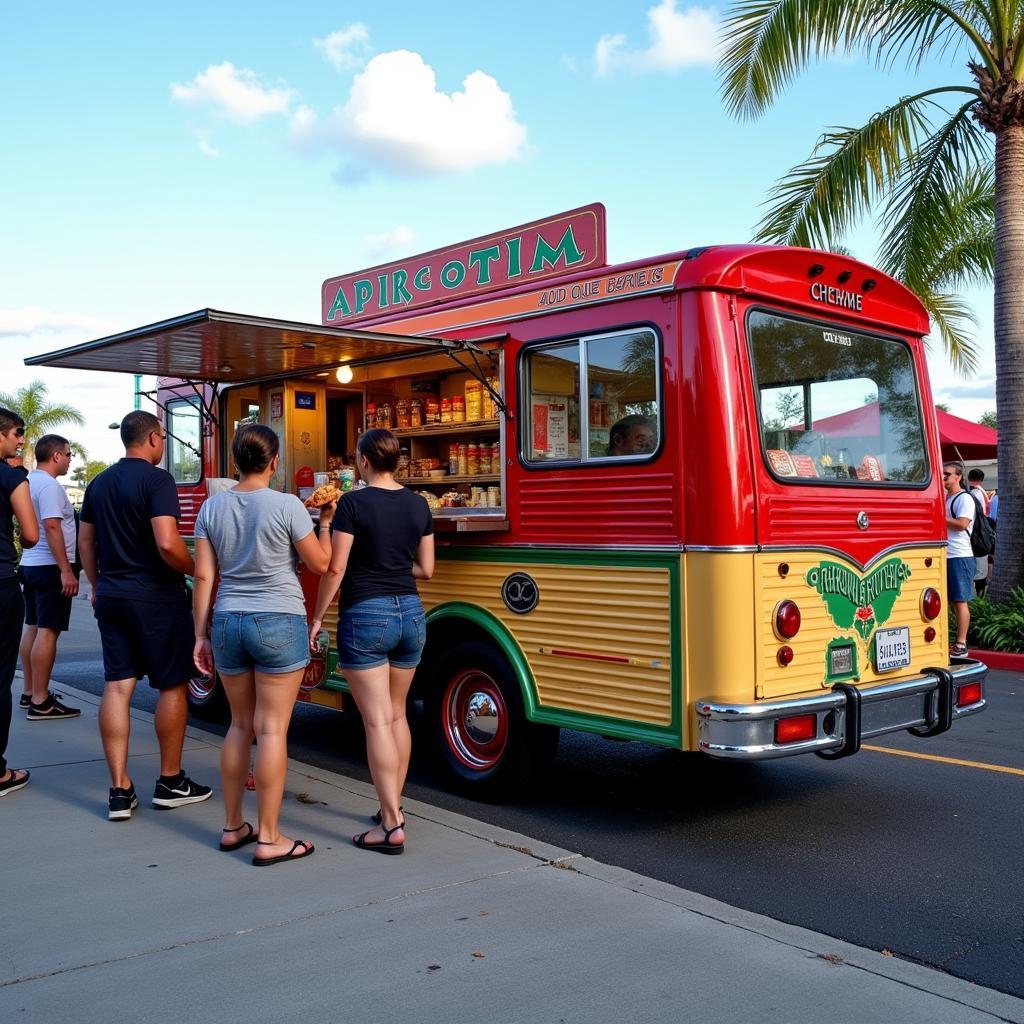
[337,594,426,671]
[213,611,310,676]
[947,557,976,603]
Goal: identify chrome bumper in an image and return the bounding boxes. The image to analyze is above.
[695,658,987,761]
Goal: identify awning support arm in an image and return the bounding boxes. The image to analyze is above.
[135,389,206,460]
[438,339,509,419]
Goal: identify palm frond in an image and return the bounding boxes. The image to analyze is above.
[916,285,981,375]
[878,100,992,284]
[720,0,879,119]
[752,93,936,245]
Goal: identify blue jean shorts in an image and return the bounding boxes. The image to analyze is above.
[213,611,310,676]
[338,594,426,672]
[947,557,976,602]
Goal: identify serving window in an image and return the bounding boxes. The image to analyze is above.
[522,328,660,465]
[748,310,928,485]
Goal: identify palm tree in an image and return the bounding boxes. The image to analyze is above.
[0,379,86,470]
[720,1,1023,601]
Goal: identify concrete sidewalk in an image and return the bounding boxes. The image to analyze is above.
[2,683,1021,1024]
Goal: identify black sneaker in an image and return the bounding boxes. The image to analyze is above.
[21,689,62,710]
[108,783,139,821]
[27,695,81,721]
[152,772,213,809]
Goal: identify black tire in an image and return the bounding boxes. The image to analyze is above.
[187,670,230,723]
[425,639,559,799]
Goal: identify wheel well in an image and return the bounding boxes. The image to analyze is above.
[414,616,514,701]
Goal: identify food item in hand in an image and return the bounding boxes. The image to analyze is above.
[304,484,342,508]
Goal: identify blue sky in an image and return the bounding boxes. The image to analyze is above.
[0,1,997,463]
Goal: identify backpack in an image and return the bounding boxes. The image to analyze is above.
[963,491,996,557]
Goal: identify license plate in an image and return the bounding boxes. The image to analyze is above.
[875,627,911,673]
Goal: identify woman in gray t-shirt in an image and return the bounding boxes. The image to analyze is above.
[192,424,335,866]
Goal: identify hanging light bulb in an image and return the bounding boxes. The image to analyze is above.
[336,364,353,384]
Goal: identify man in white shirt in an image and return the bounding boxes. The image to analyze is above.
[944,462,976,658]
[18,435,81,720]
[967,468,990,596]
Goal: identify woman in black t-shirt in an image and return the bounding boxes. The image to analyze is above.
[0,409,40,797]
[310,429,434,855]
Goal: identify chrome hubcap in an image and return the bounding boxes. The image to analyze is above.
[464,692,500,746]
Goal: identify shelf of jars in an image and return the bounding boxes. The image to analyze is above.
[396,474,500,486]
[392,419,500,438]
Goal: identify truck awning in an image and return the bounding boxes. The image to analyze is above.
[24,308,454,383]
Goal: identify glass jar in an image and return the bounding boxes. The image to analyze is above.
[395,399,410,429]
[466,443,479,476]
[397,448,410,477]
[449,443,460,476]
[478,445,491,475]
[457,443,468,476]
[410,398,423,427]
[425,397,440,423]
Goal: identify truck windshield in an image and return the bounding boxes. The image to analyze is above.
[747,310,928,485]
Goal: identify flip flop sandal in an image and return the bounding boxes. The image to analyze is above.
[252,839,315,866]
[219,821,258,852]
[371,805,404,828]
[353,822,404,855]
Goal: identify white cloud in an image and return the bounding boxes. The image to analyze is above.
[193,128,222,158]
[171,62,295,123]
[289,50,528,177]
[595,1,722,75]
[0,307,114,338]
[314,24,372,70]
[362,225,416,257]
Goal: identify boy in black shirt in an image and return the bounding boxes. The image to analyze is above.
[80,411,212,820]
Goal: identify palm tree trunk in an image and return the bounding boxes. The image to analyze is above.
[989,125,1024,602]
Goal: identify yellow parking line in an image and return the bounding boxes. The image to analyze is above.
[862,744,1024,776]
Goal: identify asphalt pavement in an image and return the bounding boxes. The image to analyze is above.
[2,683,1023,1024]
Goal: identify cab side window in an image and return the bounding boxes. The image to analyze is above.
[166,397,202,484]
[523,329,660,465]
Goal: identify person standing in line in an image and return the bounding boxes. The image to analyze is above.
[0,408,40,796]
[78,411,212,820]
[192,425,335,866]
[309,429,434,856]
[944,462,976,657]
[967,468,991,596]
[18,434,81,720]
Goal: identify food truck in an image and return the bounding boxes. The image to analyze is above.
[28,203,987,795]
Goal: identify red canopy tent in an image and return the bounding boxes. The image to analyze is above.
[803,402,997,461]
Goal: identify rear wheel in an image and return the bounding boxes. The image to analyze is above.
[426,640,558,798]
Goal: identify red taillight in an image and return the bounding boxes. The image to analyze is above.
[957,681,982,707]
[924,627,936,643]
[775,714,817,744]
[774,600,801,640]
[777,645,794,666]
[921,588,942,621]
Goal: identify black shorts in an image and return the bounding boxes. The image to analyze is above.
[94,592,195,690]
[20,565,73,632]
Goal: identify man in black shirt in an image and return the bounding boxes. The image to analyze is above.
[80,411,212,820]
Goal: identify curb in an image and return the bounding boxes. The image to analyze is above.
[968,648,1024,672]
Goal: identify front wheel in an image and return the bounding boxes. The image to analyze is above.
[425,640,558,798]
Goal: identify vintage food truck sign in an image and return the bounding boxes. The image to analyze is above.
[321,204,606,325]
[805,557,912,641]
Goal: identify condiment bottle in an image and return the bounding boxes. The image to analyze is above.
[410,398,423,427]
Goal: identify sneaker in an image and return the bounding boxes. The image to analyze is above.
[152,772,213,809]
[20,689,62,710]
[951,642,969,657]
[108,783,139,821]
[26,695,81,721]
[0,768,30,797]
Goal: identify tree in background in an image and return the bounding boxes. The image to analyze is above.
[979,410,998,429]
[720,1,1023,601]
[71,459,109,488]
[0,379,85,470]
